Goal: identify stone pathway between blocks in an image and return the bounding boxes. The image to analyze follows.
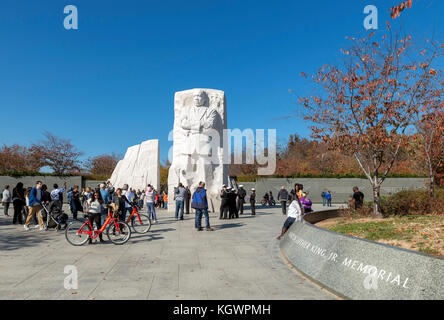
[0,204,338,300]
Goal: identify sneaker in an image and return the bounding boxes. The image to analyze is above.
[39,227,46,231]
[154,220,158,224]
[24,225,30,231]
[34,225,40,229]
[196,228,203,231]
[206,228,214,231]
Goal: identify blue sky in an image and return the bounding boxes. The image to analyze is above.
[0,0,442,164]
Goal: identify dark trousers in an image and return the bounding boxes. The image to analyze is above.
[281,200,287,215]
[250,201,256,215]
[229,204,238,219]
[220,205,229,219]
[13,200,24,224]
[237,199,244,214]
[88,212,103,241]
[2,202,10,216]
[185,198,190,214]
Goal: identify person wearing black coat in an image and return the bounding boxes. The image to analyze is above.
[184,187,191,214]
[228,188,238,219]
[249,189,256,215]
[219,186,229,219]
[236,186,246,215]
[12,182,26,224]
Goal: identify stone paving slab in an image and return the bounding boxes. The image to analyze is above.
[0,204,337,300]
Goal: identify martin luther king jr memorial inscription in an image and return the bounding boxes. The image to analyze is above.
[168,88,228,212]
[279,218,444,300]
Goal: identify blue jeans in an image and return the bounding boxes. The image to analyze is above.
[327,199,332,207]
[175,200,184,220]
[123,207,132,221]
[322,197,326,206]
[195,209,210,229]
[163,201,167,209]
[146,202,156,221]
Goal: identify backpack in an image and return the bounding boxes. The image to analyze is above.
[191,188,207,209]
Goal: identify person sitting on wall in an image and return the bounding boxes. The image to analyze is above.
[277,196,303,240]
[300,192,313,213]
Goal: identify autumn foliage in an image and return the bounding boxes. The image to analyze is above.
[298,27,442,217]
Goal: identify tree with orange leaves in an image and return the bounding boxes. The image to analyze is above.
[299,27,443,217]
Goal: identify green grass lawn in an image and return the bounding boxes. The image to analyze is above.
[326,215,444,257]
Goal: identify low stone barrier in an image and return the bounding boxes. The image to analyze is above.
[279,218,444,300]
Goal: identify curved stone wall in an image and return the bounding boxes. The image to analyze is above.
[279,219,444,300]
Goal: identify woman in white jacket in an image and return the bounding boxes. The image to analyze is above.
[277,197,303,240]
[85,191,106,244]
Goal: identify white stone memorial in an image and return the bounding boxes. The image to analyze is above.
[110,139,160,191]
[168,88,228,212]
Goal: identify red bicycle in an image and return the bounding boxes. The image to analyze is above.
[65,208,131,246]
[125,202,151,234]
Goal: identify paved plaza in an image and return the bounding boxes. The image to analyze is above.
[0,204,338,300]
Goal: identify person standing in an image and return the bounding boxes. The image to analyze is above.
[71,186,83,220]
[278,186,289,215]
[145,185,158,224]
[12,182,26,224]
[228,187,238,219]
[290,183,302,201]
[85,191,105,244]
[326,190,332,207]
[99,184,111,205]
[2,185,11,217]
[321,189,327,207]
[236,185,246,215]
[112,188,126,220]
[352,187,364,209]
[249,188,256,215]
[122,185,135,221]
[163,192,168,209]
[219,185,229,219]
[24,181,45,231]
[184,186,191,215]
[50,182,66,211]
[174,183,186,221]
[41,184,51,205]
[192,182,214,231]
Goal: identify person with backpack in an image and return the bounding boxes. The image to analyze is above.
[192,181,214,231]
[326,190,332,207]
[24,181,45,231]
[321,189,327,207]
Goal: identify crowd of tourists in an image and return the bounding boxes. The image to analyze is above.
[0,181,168,231]
[1,180,365,242]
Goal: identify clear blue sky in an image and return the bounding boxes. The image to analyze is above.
[0,0,442,164]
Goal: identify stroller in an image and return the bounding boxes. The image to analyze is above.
[41,201,69,231]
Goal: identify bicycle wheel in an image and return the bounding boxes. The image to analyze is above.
[65,220,91,246]
[106,221,131,245]
[131,213,151,233]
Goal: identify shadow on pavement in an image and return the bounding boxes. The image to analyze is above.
[212,223,244,230]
